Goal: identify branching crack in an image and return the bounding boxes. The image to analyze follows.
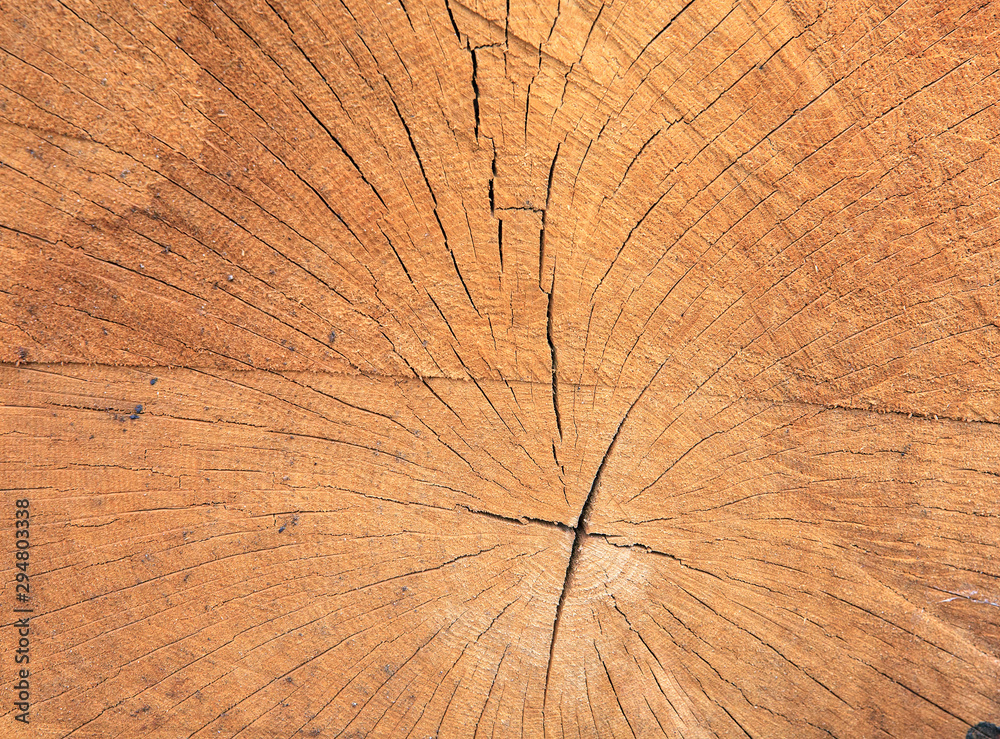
[542,403,633,717]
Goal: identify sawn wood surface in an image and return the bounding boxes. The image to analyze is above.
[1,0,999,736]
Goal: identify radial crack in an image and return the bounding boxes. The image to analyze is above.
[546,288,561,440]
[542,406,632,719]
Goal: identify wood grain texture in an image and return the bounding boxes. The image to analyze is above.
[2,0,999,736]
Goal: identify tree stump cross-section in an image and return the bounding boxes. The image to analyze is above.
[1,0,1000,736]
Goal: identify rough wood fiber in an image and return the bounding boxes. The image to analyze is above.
[1,0,999,737]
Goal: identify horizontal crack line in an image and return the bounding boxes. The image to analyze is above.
[4,361,998,428]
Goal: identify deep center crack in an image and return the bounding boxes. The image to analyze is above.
[542,405,633,720]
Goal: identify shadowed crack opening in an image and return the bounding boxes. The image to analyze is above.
[542,407,632,717]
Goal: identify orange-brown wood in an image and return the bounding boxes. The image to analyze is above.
[2,0,999,736]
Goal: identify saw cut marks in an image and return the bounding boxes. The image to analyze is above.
[2,0,999,736]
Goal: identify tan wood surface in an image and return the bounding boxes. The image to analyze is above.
[2,0,999,736]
